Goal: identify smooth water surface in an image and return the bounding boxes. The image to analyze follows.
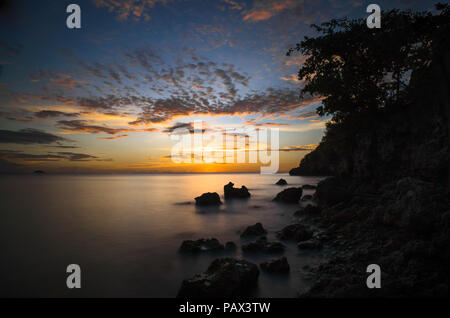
[0,173,325,297]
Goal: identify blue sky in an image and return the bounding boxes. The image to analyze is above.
[0,0,438,172]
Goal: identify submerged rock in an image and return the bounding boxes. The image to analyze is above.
[272,187,303,203]
[240,223,267,237]
[177,258,259,298]
[302,184,316,190]
[195,192,222,206]
[242,236,285,253]
[224,182,251,199]
[301,194,313,202]
[275,178,288,185]
[260,257,290,273]
[276,224,313,242]
[179,238,224,253]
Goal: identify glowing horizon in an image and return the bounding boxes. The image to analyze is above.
[0,0,436,173]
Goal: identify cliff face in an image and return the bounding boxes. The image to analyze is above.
[290,53,450,186]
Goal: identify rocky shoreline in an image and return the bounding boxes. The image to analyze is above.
[177,180,322,297]
[177,175,450,297]
[297,177,450,297]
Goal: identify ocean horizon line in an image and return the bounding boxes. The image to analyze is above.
[0,171,293,176]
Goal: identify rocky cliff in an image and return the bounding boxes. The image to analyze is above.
[292,52,450,297]
[290,53,450,187]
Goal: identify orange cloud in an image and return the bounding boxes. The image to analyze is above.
[98,134,129,140]
[243,0,296,22]
[222,0,245,10]
[281,74,301,83]
[243,10,272,21]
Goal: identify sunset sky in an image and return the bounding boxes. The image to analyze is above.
[0,0,436,173]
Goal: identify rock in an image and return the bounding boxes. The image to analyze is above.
[276,224,313,242]
[275,178,288,185]
[240,223,267,237]
[315,177,351,207]
[177,258,259,298]
[389,177,438,233]
[179,238,224,253]
[301,194,313,202]
[195,192,222,206]
[225,241,237,250]
[302,184,316,190]
[272,187,303,203]
[297,239,322,249]
[242,236,285,253]
[260,257,290,273]
[224,182,251,199]
[294,204,321,216]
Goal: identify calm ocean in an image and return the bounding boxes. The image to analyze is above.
[0,173,325,297]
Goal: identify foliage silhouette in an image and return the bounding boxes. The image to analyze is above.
[287,3,450,125]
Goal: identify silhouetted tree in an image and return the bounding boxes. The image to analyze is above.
[287,3,450,125]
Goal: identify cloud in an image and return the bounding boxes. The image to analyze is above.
[57,119,157,135]
[245,119,290,127]
[281,73,302,83]
[0,128,70,144]
[162,122,209,134]
[284,55,307,66]
[0,150,112,162]
[93,0,173,21]
[278,144,317,151]
[54,152,112,162]
[129,89,321,125]
[98,134,129,140]
[243,0,299,22]
[48,145,80,149]
[222,0,245,10]
[297,110,318,119]
[34,110,80,118]
[29,70,86,88]
[0,109,34,122]
[243,10,272,21]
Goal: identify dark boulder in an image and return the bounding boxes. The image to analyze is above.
[179,238,224,253]
[240,223,267,237]
[225,241,237,250]
[177,258,259,298]
[315,177,351,207]
[242,236,285,253]
[195,192,222,206]
[260,257,290,273]
[276,224,313,242]
[224,182,251,199]
[301,194,313,202]
[302,184,317,190]
[275,178,288,185]
[272,187,303,203]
